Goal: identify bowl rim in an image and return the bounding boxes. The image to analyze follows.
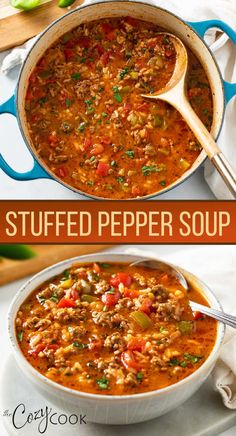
[8,252,225,402]
[15,0,225,200]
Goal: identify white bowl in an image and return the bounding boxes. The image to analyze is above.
[8,253,225,425]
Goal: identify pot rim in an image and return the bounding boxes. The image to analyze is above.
[16,0,226,200]
[8,252,225,402]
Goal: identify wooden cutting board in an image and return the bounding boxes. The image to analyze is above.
[0,0,83,52]
[0,244,113,285]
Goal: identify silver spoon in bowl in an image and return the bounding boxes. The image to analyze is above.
[142,33,236,198]
[130,258,236,328]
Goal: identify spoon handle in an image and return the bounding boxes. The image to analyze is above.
[190,301,236,329]
[212,153,236,198]
[176,97,236,198]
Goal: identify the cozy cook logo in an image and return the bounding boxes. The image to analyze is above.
[2,403,87,434]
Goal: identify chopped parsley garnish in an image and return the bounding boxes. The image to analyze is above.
[96,377,109,390]
[102,112,108,117]
[87,180,94,186]
[73,342,88,349]
[111,160,117,167]
[66,98,72,108]
[112,86,122,103]
[120,67,129,79]
[125,150,135,159]
[184,353,203,364]
[17,331,23,342]
[71,72,81,80]
[100,263,111,268]
[114,93,122,103]
[37,295,46,305]
[142,165,158,176]
[159,180,166,187]
[38,96,48,106]
[137,372,143,381]
[107,287,115,294]
[78,122,87,132]
[50,293,59,303]
[117,176,125,184]
[86,106,95,114]
[142,164,166,176]
[169,358,180,366]
[202,108,209,116]
[163,35,170,45]
[63,269,70,279]
[159,326,166,333]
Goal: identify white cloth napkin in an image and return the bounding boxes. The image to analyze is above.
[1,0,236,198]
[124,244,236,409]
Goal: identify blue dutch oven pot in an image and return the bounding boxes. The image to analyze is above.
[0,0,236,199]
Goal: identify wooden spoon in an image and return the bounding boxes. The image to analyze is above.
[142,33,236,198]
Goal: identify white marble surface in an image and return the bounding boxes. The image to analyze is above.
[0,244,236,436]
[0,52,215,200]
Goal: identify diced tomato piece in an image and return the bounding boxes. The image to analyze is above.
[137,102,149,112]
[70,288,79,300]
[47,344,59,351]
[26,89,34,101]
[78,271,87,279]
[84,138,92,150]
[165,49,174,58]
[93,263,101,274]
[125,16,138,27]
[101,22,114,34]
[123,102,132,114]
[110,272,132,288]
[161,274,169,284]
[101,51,110,66]
[121,350,140,371]
[90,144,104,156]
[34,89,46,100]
[127,338,145,352]
[96,45,104,55]
[140,298,153,315]
[123,289,139,299]
[131,185,141,196]
[64,48,74,61]
[58,298,76,308]
[38,57,46,68]
[29,343,46,356]
[29,73,37,84]
[96,162,109,177]
[101,290,121,307]
[65,39,75,49]
[56,166,68,179]
[106,30,116,41]
[135,59,145,70]
[100,136,112,145]
[148,38,157,48]
[76,36,91,49]
[188,88,202,98]
[193,311,205,321]
[48,132,59,145]
[88,337,102,350]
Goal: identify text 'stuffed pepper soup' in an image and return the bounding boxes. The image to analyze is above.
[25,17,213,199]
[16,262,216,395]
